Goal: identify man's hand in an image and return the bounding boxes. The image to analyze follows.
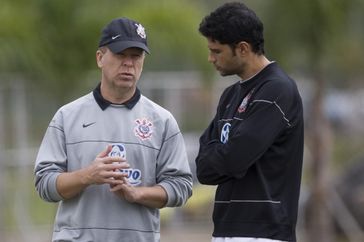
[110,178,140,203]
[56,145,130,199]
[81,145,130,186]
[110,180,168,208]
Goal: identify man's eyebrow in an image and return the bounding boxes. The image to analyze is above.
[209,47,220,52]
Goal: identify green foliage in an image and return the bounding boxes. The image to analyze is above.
[262,0,364,86]
[0,0,211,101]
[1,0,364,99]
[0,1,40,76]
[116,0,214,86]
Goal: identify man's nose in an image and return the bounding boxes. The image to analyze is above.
[121,56,133,66]
[208,54,215,63]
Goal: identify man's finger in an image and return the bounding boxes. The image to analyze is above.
[96,145,112,159]
[102,156,127,164]
[110,161,130,170]
[110,183,126,192]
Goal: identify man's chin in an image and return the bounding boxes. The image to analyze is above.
[219,71,231,77]
[115,78,134,86]
[215,67,233,77]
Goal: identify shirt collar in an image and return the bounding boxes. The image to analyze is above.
[239,61,276,84]
[93,83,141,110]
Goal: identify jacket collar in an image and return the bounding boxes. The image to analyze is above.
[93,83,141,110]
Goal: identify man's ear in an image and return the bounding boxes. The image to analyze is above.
[96,49,104,67]
[236,41,250,56]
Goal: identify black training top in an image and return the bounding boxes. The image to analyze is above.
[195,62,304,242]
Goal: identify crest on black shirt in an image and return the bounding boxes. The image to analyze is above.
[220,123,231,144]
[237,88,254,113]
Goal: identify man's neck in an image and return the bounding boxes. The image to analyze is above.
[239,55,271,81]
[100,83,135,104]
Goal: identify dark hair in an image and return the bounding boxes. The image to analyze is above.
[199,2,265,55]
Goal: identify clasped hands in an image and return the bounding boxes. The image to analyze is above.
[85,145,141,203]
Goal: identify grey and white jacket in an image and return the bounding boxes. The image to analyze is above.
[35,84,193,242]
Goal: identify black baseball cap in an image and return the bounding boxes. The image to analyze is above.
[98,17,150,54]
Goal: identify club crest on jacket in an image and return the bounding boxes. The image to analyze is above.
[134,118,153,140]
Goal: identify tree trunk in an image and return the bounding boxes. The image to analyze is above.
[305,71,334,242]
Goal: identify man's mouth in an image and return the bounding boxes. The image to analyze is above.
[118,72,133,79]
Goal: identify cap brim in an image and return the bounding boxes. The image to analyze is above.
[107,41,150,54]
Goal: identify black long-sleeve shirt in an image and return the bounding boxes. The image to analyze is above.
[195,62,304,242]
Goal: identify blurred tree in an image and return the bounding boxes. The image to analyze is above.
[0,0,211,103]
[0,1,41,80]
[262,0,364,87]
[261,0,364,241]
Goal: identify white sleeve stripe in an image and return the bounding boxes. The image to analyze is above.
[215,199,281,204]
[252,99,291,127]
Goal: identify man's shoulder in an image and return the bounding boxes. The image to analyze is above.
[139,95,172,116]
[61,92,94,110]
[218,81,241,103]
[55,92,94,117]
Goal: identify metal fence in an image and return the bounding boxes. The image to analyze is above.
[1,73,364,242]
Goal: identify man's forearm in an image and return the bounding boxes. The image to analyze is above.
[56,170,89,200]
[136,185,168,208]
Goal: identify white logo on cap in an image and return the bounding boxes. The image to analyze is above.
[111,34,121,40]
[135,23,146,39]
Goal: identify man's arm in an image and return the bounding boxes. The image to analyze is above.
[196,84,291,182]
[195,119,232,185]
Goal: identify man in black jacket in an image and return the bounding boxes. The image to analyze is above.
[195,2,304,242]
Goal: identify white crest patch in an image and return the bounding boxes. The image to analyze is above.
[220,123,231,144]
[108,143,126,159]
[135,23,146,39]
[134,118,153,140]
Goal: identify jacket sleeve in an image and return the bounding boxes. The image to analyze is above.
[196,80,292,184]
[34,110,66,202]
[156,114,193,207]
[195,117,232,185]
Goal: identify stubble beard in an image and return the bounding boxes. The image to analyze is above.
[218,68,236,77]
